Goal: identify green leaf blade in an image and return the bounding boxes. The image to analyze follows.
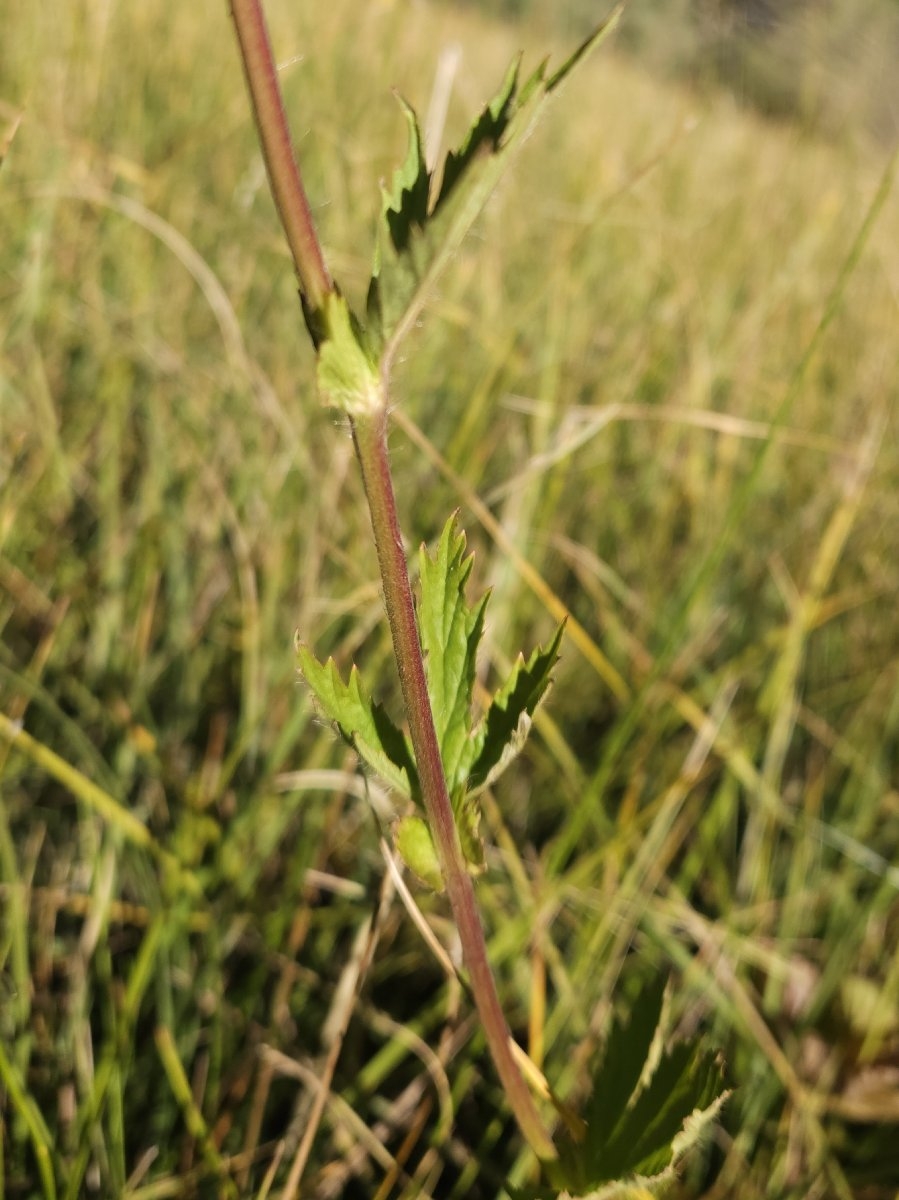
[579,979,667,1173]
[464,622,565,793]
[544,4,623,91]
[435,53,521,207]
[550,975,728,1198]
[297,644,419,801]
[382,96,431,251]
[418,515,487,794]
[367,10,623,363]
[395,814,444,891]
[367,97,432,349]
[315,291,383,415]
[597,1043,721,1181]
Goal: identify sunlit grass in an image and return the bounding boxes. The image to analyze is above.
[1,0,898,1196]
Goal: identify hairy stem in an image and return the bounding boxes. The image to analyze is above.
[231,0,555,1163]
[352,409,557,1163]
[230,0,332,309]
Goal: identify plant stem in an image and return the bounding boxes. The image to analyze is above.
[231,0,556,1162]
[352,409,557,1163]
[230,0,332,310]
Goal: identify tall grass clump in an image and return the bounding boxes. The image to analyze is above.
[1,0,898,1197]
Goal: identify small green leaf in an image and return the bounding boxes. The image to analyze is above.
[315,290,382,415]
[367,8,623,360]
[297,644,419,801]
[464,623,565,794]
[457,790,486,876]
[378,98,430,256]
[415,516,563,874]
[395,814,444,891]
[417,514,488,795]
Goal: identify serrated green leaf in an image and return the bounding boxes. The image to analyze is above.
[549,977,727,1197]
[379,98,430,256]
[577,979,667,1167]
[598,1042,723,1180]
[417,514,488,795]
[435,54,520,207]
[668,1087,730,1169]
[315,290,382,415]
[297,644,419,800]
[366,8,623,361]
[395,814,444,891]
[416,517,563,874]
[463,623,564,794]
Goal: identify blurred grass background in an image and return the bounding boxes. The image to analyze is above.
[1,0,898,1196]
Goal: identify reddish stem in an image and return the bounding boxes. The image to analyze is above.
[352,410,557,1162]
[230,0,332,309]
[230,0,556,1163]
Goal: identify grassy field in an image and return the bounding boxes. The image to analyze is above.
[2,0,898,1196]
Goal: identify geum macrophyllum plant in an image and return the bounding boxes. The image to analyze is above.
[230,1,726,1193]
[298,517,564,894]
